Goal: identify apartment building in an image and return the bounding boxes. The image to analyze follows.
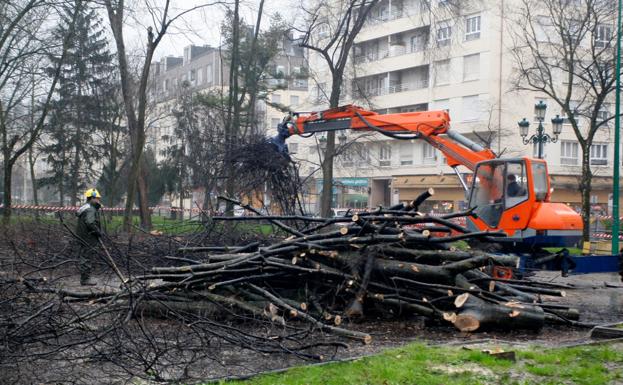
[148,36,309,160]
[290,0,618,215]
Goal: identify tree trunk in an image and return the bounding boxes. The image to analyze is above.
[2,160,12,224]
[319,75,343,217]
[70,135,81,207]
[580,146,592,242]
[223,0,240,216]
[137,156,151,229]
[28,147,38,207]
[123,128,140,229]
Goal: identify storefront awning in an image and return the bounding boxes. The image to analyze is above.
[549,175,612,189]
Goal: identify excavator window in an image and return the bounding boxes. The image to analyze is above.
[469,160,530,227]
[505,162,528,208]
[531,162,548,201]
[469,162,505,227]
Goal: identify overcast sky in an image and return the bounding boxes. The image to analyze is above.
[116,0,297,61]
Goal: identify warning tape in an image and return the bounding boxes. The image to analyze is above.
[0,204,204,213]
[594,215,623,221]
[593,232,623,241]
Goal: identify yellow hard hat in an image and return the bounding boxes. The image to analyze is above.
[85,188,101,199]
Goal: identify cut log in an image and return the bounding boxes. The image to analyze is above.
[451,293,545,332]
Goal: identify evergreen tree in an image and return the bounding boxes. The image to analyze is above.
[40,4,116,206]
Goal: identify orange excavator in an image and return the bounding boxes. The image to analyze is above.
[270,105,583,252]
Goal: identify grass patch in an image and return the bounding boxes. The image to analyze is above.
[6,213,278,236]
[544,247,583,255]
[216,342,623,385]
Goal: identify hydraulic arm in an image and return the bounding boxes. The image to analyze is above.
[272,105,496,171]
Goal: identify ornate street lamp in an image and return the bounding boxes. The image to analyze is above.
[518,101,562,159]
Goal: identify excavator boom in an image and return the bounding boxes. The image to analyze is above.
[277,105,496,170]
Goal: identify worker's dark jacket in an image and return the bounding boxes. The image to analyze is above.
[76,202,102,246]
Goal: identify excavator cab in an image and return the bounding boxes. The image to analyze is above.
[467,158,582,249]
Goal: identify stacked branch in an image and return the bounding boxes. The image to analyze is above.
[116,195,584,339]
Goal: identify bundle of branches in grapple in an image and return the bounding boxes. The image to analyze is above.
[230,139,305,216]
[135,193,583,344]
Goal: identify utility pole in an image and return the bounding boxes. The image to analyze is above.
[613,0,622,253]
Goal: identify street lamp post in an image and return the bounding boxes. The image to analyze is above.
[518,101,563,159]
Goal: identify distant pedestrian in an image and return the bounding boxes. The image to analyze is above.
[76,188,102,286]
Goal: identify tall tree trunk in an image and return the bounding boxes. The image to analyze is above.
[223,0,240,216]
[28,79,38,208]
[2,160,13,224]
[319,76,342,217]
[70,130,81,207]
[59,155,65,207]
[580,146,592,242]
[136,155,151,229]
[28,147,38,206]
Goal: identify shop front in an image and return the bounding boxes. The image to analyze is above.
[392,174,468,214]
[316,177,370,210]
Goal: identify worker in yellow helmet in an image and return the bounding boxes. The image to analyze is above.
[75,188,102,286]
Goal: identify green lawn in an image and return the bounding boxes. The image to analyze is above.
[217,342,623,385]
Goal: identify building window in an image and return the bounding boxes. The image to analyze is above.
[596,24,613,48]
[315,82,327,103]
[562,101,580,124]
[399,142,413,165]
[465,15,481,41]
[272,93,281,103]
[190,69,196,82]
[432,98,450,114]
[568,20,582,44]
[341,148,354,167]
[290,95,300,106]
[461,95,480,121]
[357,144,371,167]
[434,59,450,85]
[379,144,392,167]
[410,33,427,53]
[423,142,436,163]
[590,143,607,165]
[560,141,579,165]
[293,78,308,88]
[463,53,480,81]
[436,20,451,47]
[597,104,610,124]
[276,65,286,77]
[317,23,329,38]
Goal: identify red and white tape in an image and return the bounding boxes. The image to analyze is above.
[0,204,203,213]
[593,232,623,240]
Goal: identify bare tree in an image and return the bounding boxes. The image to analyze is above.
[295,0,380,217]
[510,0,617,240]
[0,0,83,223]
[103,0,218,230]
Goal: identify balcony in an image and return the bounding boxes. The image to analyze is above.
[358,9,430,42]
[354,43,427,65]
[355,78,429,98]
[366,8,406,26]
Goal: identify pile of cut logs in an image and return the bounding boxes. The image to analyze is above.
[132,194,583,344]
